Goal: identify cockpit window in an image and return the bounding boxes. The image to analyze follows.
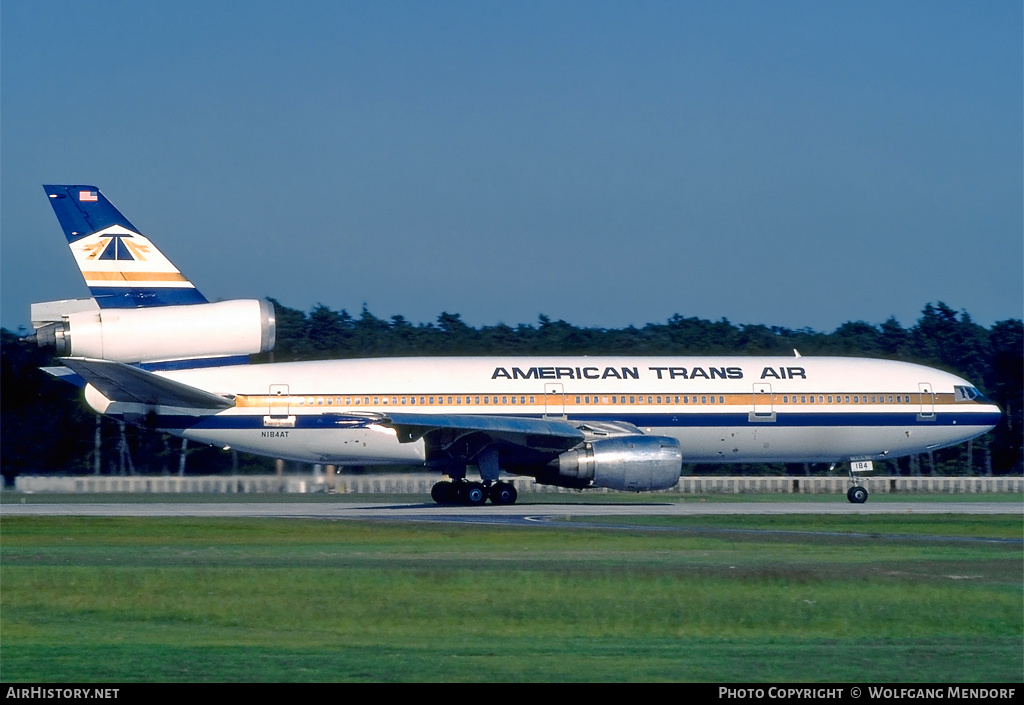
[954,386,990,403]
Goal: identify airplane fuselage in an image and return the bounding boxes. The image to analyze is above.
[86,355,1000,468]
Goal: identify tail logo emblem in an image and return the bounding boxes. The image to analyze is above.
[82,234,151,262]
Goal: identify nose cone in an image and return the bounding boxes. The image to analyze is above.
[983,401,1003,433]
[973,391,1002,432]
[947,380,1002,440]
[967,396,1003,437]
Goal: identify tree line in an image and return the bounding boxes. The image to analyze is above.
[1,300,1020,483]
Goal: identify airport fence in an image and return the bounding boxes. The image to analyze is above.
[10,474,1024,495]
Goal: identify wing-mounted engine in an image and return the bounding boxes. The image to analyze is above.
[30,298,275,363]
[542,436,683,492]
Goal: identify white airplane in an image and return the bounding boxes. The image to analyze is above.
[29,185,1002,505]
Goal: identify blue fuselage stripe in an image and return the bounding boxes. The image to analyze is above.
[119,410,1002,432]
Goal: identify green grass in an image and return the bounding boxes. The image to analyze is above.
[568,514,1024,539]
[1,515,1021,682]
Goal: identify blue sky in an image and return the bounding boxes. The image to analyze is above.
[3,1,1021,334]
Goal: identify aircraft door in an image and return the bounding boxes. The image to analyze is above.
[918,382,935,421]
[544,383,565,418]
[265,384,295,428]
[269,384,290,416]
[264,384,296,428]
[750,383,775,422]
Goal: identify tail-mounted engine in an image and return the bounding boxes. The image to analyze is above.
[547,435,683,492]
[30,298,275,363]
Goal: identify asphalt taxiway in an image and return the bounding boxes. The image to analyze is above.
[2,500,1020,521]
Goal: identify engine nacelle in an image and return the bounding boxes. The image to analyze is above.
[554,436,682,492]
[32,299,275,363]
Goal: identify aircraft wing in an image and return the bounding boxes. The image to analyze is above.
[379,412,586,450]
[58,358,235,410]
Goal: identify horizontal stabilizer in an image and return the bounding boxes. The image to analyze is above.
[41,365,86,388]
[59,358,234,410]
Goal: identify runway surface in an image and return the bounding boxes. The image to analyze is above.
[2,500,1021,521]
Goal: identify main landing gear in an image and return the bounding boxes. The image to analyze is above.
[430,480,518,506]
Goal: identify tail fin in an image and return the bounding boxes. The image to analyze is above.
[43,185,207,308]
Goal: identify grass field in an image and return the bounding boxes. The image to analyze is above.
[1,502,1021,682]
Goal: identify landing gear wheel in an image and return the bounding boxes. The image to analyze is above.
[431,481,455,505]
[847,485,868,504]
[489,482,518,505]
[465,482,487,506]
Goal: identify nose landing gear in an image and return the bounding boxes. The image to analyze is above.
[833,461,870,503]
[846,485,868,504]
